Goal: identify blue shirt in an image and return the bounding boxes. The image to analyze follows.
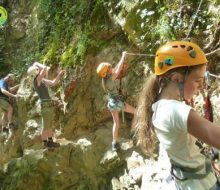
[0,79,9,100]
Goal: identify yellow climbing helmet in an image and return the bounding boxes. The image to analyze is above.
[154,41,208,75]
[96,62,111,78]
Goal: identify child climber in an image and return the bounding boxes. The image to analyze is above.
[97,52,135,151]
[27,62,65,149]
[132,41,220,189]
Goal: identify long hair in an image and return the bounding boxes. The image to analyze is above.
[132,74,160,155]
[132,64,205,156]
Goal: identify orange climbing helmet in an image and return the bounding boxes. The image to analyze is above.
[154,41,208,75]
[96,62,112,78]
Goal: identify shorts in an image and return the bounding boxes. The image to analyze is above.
[40,101,55,129]
[0,98,10,112]
[107,94,124,112]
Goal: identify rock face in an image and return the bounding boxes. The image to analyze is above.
[2,60,220,190]
[0,78,148,190]
[1,0,220,189]
[0,100,143,190]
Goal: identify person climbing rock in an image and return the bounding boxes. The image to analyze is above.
[0,73,19,134]
[133,41,220,189]
[27,62,65,150]
[96,51,136,151]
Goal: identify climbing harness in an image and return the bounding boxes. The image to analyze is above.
[170,159,212,181]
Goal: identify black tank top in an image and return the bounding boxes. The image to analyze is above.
[33,77,50,101]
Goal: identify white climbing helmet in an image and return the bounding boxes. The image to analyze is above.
[27,65,39,77]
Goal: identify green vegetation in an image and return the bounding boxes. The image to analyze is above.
[2,0,220,77]
[38,0,112,68]
[1,159,34,189]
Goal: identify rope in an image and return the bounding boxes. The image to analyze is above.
[125,52,155,57]
[206,71,220,79]
[209,72,220,79]
[186,0,204,38]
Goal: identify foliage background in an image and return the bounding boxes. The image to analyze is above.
[1,0,220,77]
[1,0,220,189]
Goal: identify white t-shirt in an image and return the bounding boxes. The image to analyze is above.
[152,99,216,190]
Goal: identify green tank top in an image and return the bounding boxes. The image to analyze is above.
[102,74,120,95]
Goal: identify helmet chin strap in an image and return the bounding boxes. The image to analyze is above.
[177,67,189,101]
[177,82,184,101]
